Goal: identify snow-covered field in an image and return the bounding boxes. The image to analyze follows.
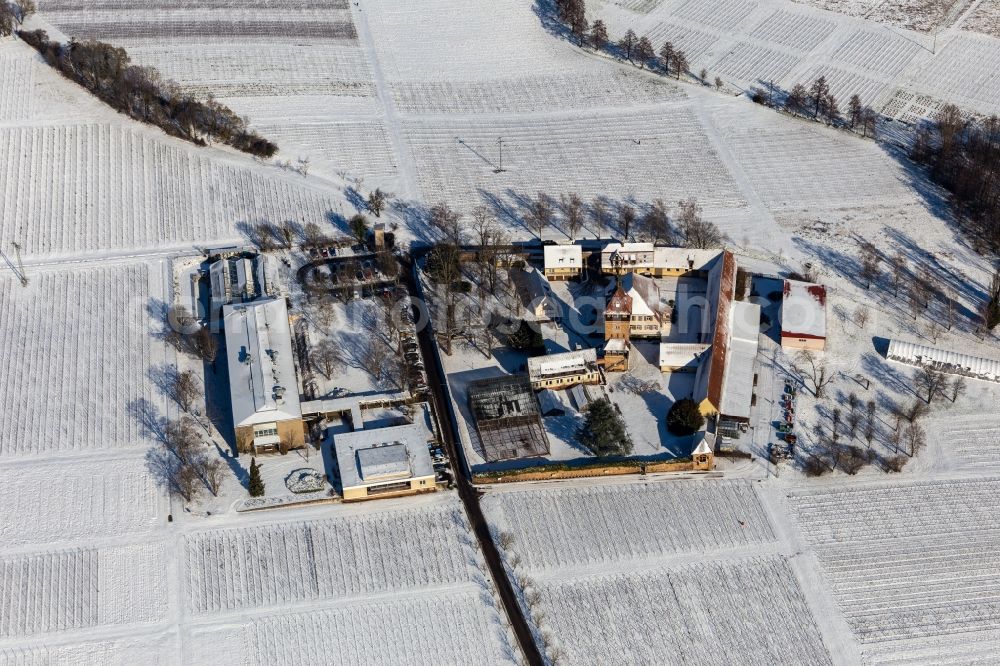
[590,0,1000,119]
[536,556,833,665]
[483,480,775,571]
[482,478,841,663]
[4,0,1000,660]
[0,263,166,457]
[791,478,1000,657]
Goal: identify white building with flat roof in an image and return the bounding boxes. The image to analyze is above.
[223,298,305,453]
[781,280,827,351]
[527,348,600,390]
[334,422,437,500]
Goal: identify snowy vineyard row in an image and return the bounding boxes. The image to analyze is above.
[403,109,746,214]
[39,0,348,9]
[193,590,520,666]
[0,57,34,123]
[390,71,682,115]
[536,556,832,665]
[127,43,374,98]
[256,122,398,183]
[715,112,914,209]
[603,0,1000,118]
[0,265,165,457]
[929,418,1000,471]
[793,479,1000,644]
[184,503,480,614]
[54,19,357,42]
[0,543,167,639]
[0,124,345,257]
[483,480,774,572]
[0,458,162,546]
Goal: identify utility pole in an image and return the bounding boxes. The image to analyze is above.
[11,242,27,287]
[495,137,504,173]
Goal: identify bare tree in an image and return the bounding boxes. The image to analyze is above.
[193,455,226,496]
[193,326,218,364]
[889,252,907,297]
[311,338,342,379]
[714,76,723,91]
[846,392,860,440]
[303,222,326,251]
[252,222,276,251]
[902,398,929,424]
[561,193,584,240]
[164,416,201,464]
[949,375,968,403]
[677,198,723,249]
[638,199,672,244]
[915,366,947,404]
[858,241,880,289]
[526,193,553,241]
[943,286,957,330]
[853,305,870,329]
[430,201,463,244]
[168,368,201,414]
[831,408,842,445]
[367,188,388,217]
[864,399,876,449]
[619,203,636,240]
[15,0,37,24]
[699,68,708,84]
[793,350,834,398]
[588,198,608,239]
[362,337,392,383]
[902,421,927,457]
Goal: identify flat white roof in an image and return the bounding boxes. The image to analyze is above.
[335,422,435,490]
[603,242,655,254]
[659,343,710,367]
[544,244,582,267]
[719,301,761,419]
[651,248,721,271]
[527,348,598,379]
[223,298,301,428]
[887,339,1000,382]
[781,280,827,340]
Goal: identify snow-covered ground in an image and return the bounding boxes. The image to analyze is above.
[589,0,1000,119]
[4,0,1000,660]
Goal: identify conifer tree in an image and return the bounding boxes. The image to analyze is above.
[578,399,632,457]
[248,457,265,497]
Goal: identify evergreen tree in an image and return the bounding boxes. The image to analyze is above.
[666,398,705,436]
[350,214,369,244]
[619,29,637,61]
[578,399,632,457]
[589,19,608,50]
[848,94,862,129]
[659,41,675,74]
[248,457,265,497]
[634,36,654,67]
[673,51,688,80]
[809,75,830,119]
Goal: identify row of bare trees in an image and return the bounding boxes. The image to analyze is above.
[0,0,33,36]
[18,29,277,157]
[913,104,1000,257]
[856,238,997,337]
